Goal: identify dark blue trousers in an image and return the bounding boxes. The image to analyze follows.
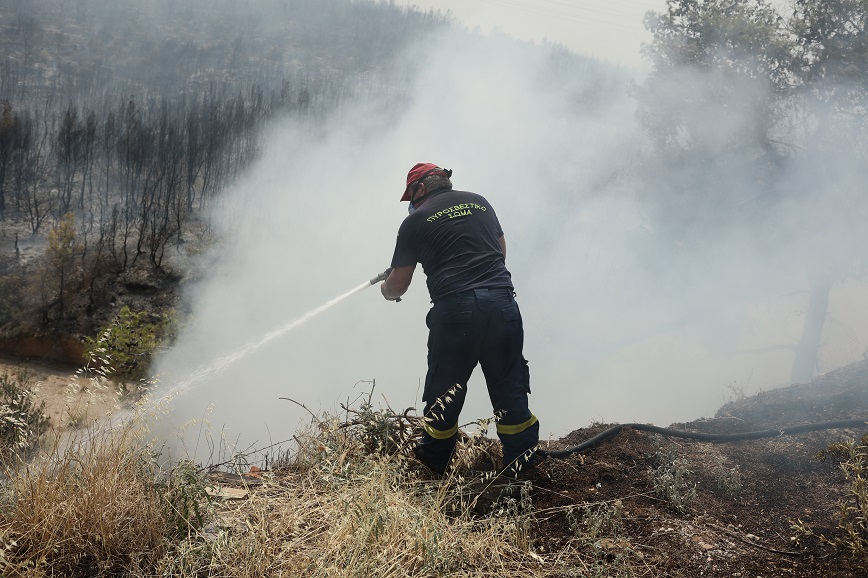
[415,287,539,475]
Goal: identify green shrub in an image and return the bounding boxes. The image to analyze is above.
[85,306,178,384]
[158,459,214,540]
[646,441,696,513]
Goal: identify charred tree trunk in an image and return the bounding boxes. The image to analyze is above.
[790,272,833,384]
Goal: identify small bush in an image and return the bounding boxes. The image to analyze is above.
[0,272,24,326]
[836,436,868,562]
[565,500,635,577]
[85,305,178,384]
[352,400,411,455]
[799,434,868,566]
[566,499,623,545]
[647,442,696,513]
[158,459,214,540]
[0,371,51,459]
[714,461,743,500]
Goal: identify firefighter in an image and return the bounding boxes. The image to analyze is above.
[381,163,539,478]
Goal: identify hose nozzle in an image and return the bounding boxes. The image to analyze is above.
[370,267,393,285]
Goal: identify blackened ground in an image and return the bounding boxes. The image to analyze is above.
[528,360,868,577]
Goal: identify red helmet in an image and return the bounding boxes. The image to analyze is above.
[401,163,451,201]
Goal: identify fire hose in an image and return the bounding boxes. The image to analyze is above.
[537,418,868,459]
[370,268,393,285]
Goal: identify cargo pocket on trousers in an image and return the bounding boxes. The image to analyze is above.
[501,306,519,322]
[521,357,530,393]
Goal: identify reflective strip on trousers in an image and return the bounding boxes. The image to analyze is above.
[423,420,459,440]
[496,414,538,436]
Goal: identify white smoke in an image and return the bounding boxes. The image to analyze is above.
[153,22,868,461]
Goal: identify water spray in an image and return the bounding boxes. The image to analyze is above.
[143,268,397,409]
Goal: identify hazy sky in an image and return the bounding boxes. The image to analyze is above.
[391,0,795,67]
[391,0,658,67]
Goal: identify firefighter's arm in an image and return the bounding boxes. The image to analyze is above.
[381,265,414,301]
[499,235,507,260]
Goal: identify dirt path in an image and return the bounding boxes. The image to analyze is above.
[1,357,123,429]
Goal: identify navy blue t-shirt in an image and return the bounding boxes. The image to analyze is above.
[390,189,513,301]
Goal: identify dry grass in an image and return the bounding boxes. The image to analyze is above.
[0,421,178,576]
[0,397,567,577]
[159,417,552,577]
[0,380,222,578]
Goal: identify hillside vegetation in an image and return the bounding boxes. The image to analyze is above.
[0,0,457,360]
[0,0,606,365]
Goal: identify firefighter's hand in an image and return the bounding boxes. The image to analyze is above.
[381,284,402,301]
[380,265,413,301]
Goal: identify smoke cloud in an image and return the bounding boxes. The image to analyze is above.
[153,20,868,460]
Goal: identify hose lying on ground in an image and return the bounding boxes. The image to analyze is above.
[538,418,868,459]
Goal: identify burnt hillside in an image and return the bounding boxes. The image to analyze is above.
[0,0,454,357]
